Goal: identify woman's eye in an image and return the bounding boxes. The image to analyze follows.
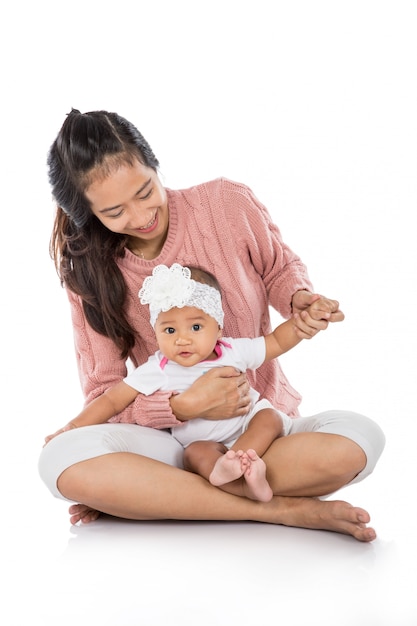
[139,189,153,200]
[109,210,124,219]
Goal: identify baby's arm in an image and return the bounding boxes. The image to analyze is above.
[264,295,341,362]
[44,381,139,444]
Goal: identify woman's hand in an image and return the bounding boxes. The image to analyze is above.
[68,504,101,525]
[170,366,251,421]
[291,290,345,338]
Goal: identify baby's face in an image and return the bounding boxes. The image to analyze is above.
[154,306,222,367]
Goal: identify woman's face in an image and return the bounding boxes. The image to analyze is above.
[85,160,169,255]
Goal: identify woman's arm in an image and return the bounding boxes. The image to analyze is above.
[223,181,344,331]
[220,180,314,320]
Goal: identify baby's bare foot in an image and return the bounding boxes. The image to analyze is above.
[243,449,273,502]
[209,450,247,486]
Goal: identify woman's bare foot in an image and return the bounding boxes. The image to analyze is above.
[271,497,377,542]
[68,503,101,525]
[66,493,376,542]
[243,449,273,502]
[209,449,248,486]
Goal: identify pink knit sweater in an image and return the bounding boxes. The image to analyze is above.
[67,178,313,427]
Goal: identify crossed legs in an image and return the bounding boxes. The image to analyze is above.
[42,411,385,541]
[59,431,375,541]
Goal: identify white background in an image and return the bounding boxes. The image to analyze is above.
[1,1,416,624]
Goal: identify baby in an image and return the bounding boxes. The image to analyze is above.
[46,263,333,502]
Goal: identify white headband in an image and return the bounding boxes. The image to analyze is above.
[139,264,224,329]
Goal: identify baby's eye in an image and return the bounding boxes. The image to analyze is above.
[164,327,176,334]
[192,324,202,331]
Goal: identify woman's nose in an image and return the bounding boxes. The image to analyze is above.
[129,204,155,228]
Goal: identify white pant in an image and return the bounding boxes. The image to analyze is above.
[38,410,385,501]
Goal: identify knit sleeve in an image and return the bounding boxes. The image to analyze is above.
[220,179,314,319]
[67,289,183,429]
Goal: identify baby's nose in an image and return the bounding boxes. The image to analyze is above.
[175,336,190,345]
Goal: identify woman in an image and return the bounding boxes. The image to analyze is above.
[39,109,385,541]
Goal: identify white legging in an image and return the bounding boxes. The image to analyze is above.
[38,410,385,501]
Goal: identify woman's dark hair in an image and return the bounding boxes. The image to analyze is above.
[48,109,160,358]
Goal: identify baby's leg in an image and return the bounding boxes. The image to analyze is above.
[183,440,228,480]
[221,408,282,502]
[184,441,253,495]
[209,449,273,502]
[184,440,249,490]
[242,449,273,502]
[209,449,249,486]
[185,441,252,492]
[232,408,284,457]
[183,407,282,502]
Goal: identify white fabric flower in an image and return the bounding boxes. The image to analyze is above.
[139,263,224,328]
[139,264,194,313]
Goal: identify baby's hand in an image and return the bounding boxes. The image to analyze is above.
[293,294,344,339]
[44,422,76,446]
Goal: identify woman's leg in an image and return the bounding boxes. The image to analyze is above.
[57,451,378,542]
[38,423,185,499]
[39,416,385,541]
[263,410,386,496]
[184,410,384,501]
[264,432,365,496]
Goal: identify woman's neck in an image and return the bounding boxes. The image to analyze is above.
[127,230,169,260]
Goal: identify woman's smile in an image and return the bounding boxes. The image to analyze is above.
[133,210,158,233]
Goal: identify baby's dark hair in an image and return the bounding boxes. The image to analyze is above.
[188,266,222,295]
